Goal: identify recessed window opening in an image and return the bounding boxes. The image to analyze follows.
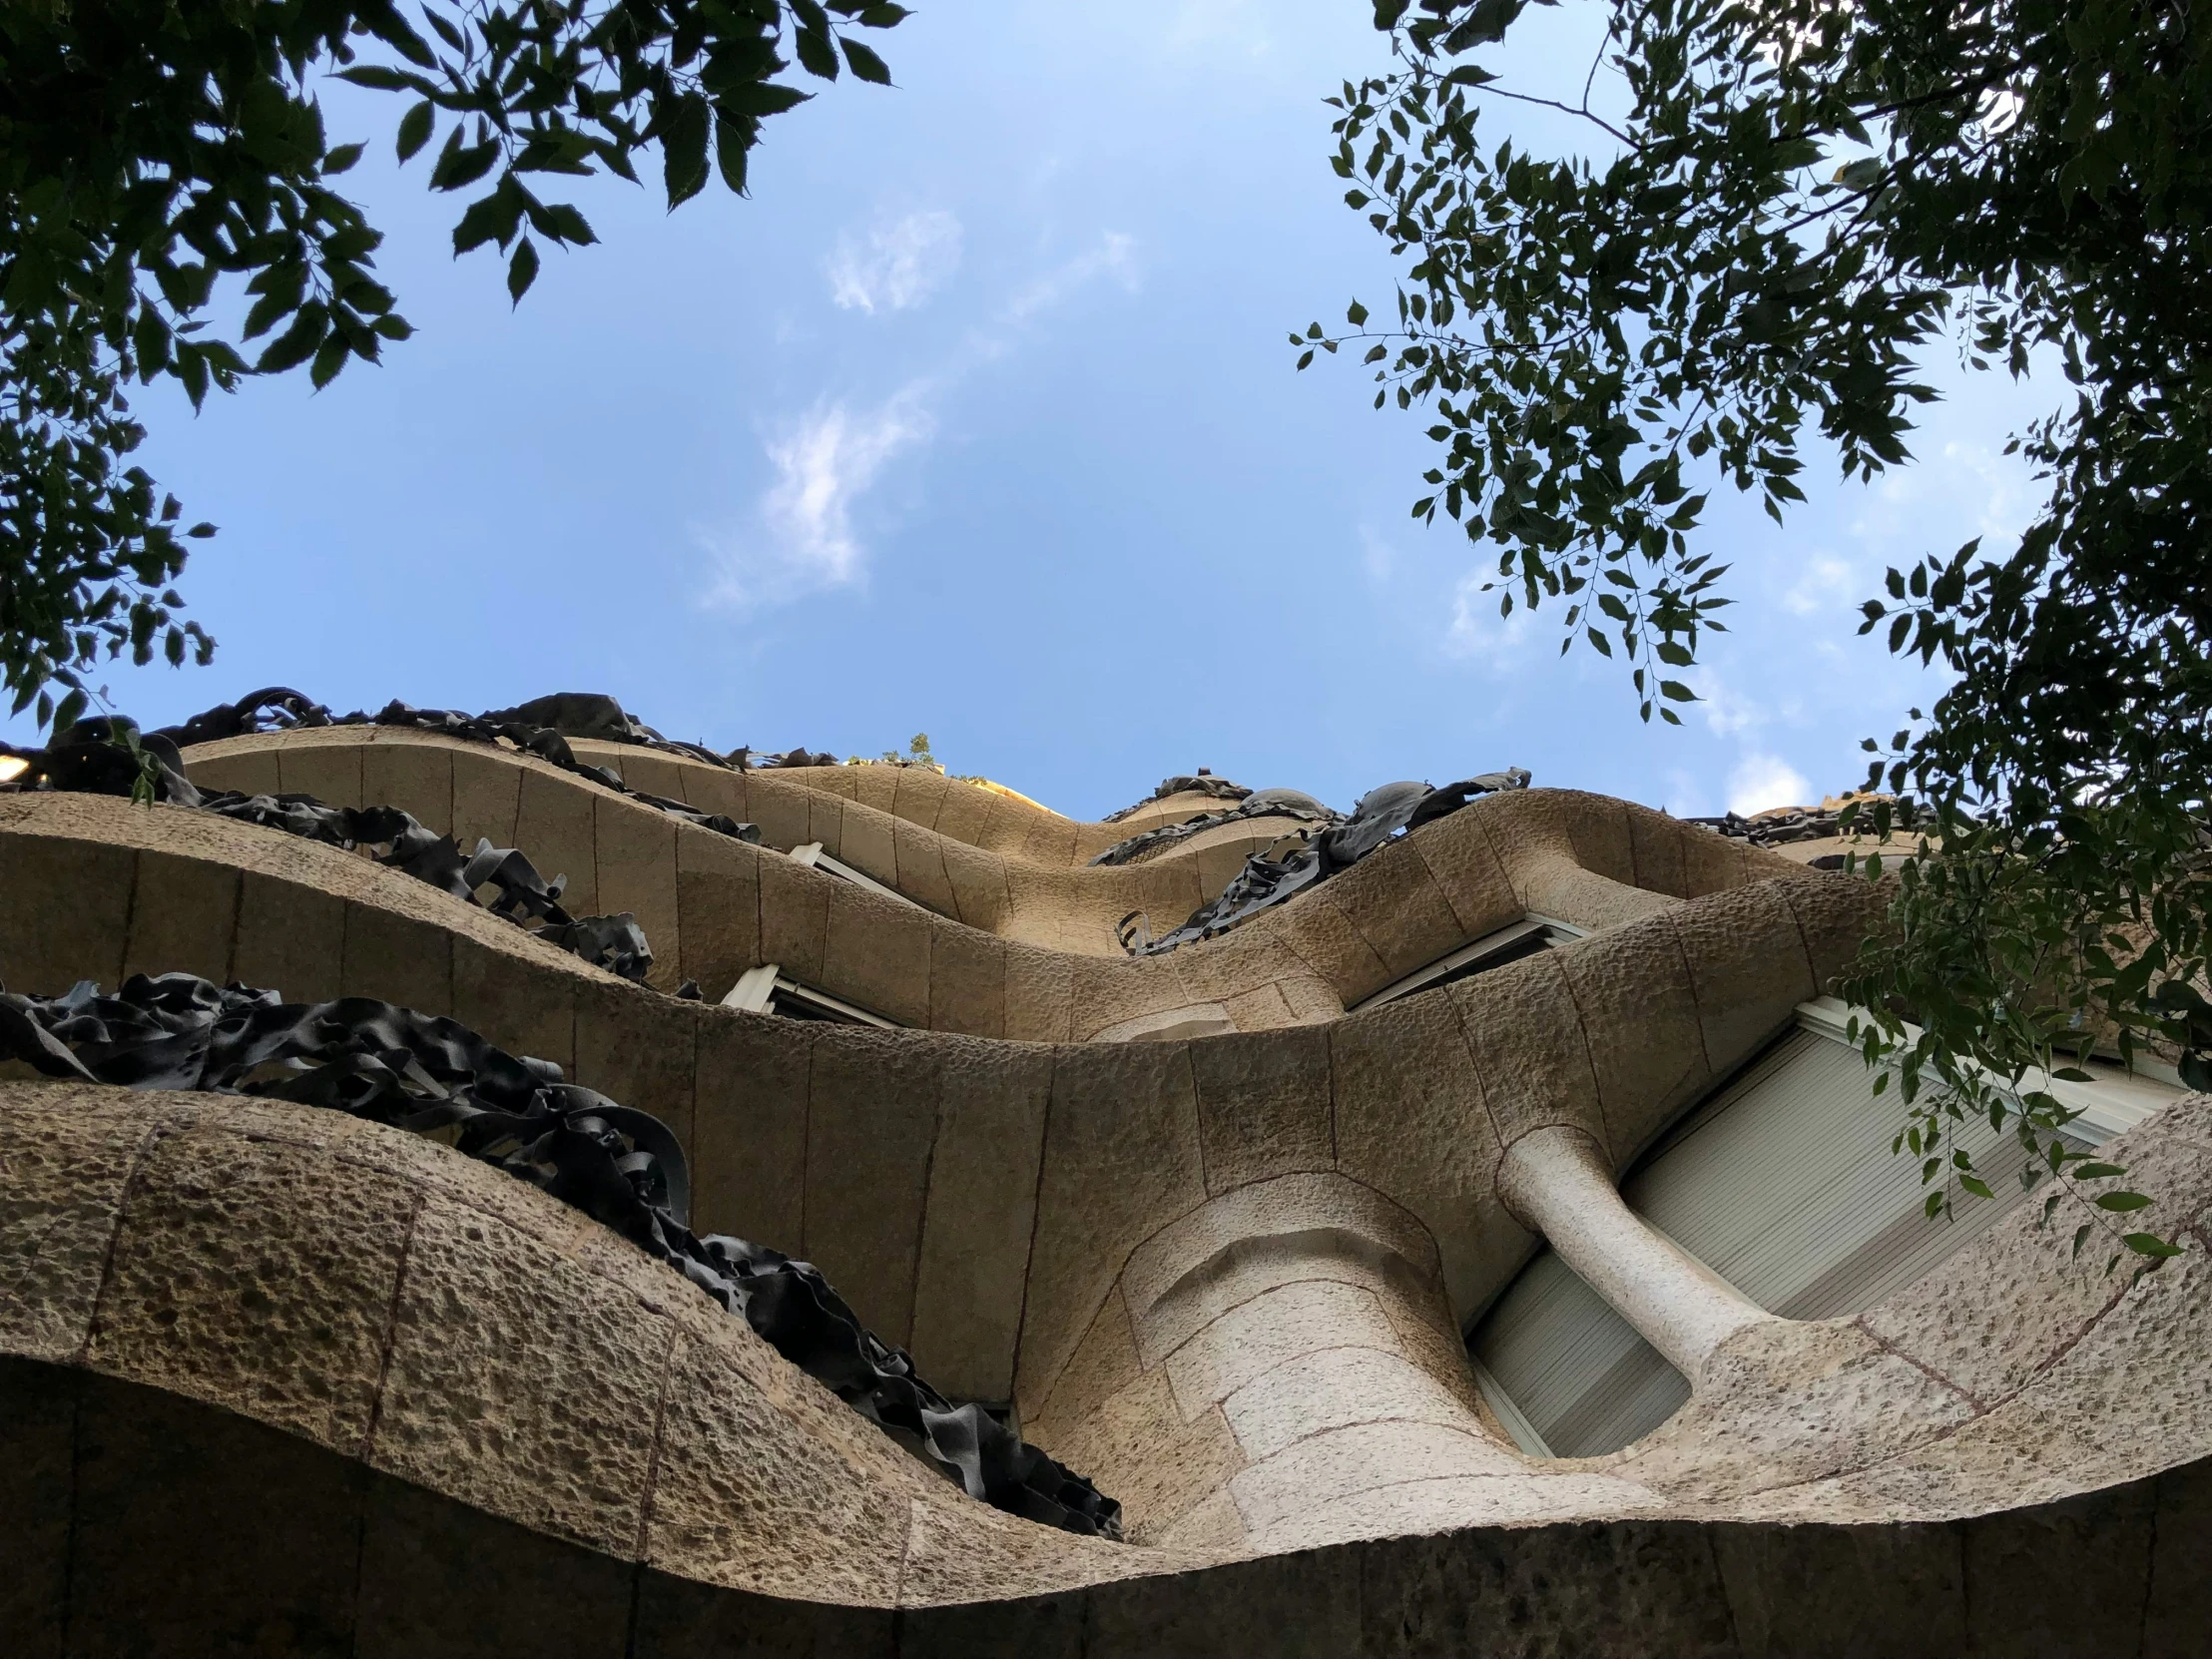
[721,962,898,1028]
[1351,914,1588,1013]
[787,840,929,913]
[1466,998,2179,1459]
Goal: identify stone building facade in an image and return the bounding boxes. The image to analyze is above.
[2,711,2206,1654]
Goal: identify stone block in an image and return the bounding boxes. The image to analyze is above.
[514,766,603,915]
[1554,790,1637,882]
[616,752,689,802]
[1164,1278,1399,1419]
[277,739,364,809]
[1222,1345,1476,1461]
[1330,993,1525,1318]
[1668,883,1819,1075]
[929,781,991,849]
[691,1008,813,1246]
[0,831,132,995]
[362,739,455,832]
[341,898,455,1016]
[1026,1286,1143,1433]
[1083,1536,1364,1658]
[889,767,947,830]
[1019,1042,1205,1398]
[927,925,1006,1038]
[675,830,762,1002]
[368,1192,670,1555]
[592,797,683,993]
[1453,949,1608,1154]
[890,819,959,916]
[0,1085,162,1362]
[184,746,282,798]
[821,883,930,1028]
[1270,888,1391,1004]
[233,869,346,1002]
[450,748,523,849]
[1626,804,1692,897]
[1680,824,1750,895]
[939,840,1011,932]
[449,933,578,1074]
[1780,871,1887,994]
[1229,1417,1524,1535]
[86,1112,416,1447]
[1964,1480,2155,1657]
[836,803,899,887]
[1558,920,1713,1165]
[1411,814,1521,939]
[120,847,240,984]
[573,977,698,1145]
[1331,844,1469,982]
[1002,942,1074,1043]
[910,1040,1053,1399]
[738,778,814,853]
[803,1026,940,1347]
[756,854,830,985]
[1041,1369,1244,1542]
[1190,1023,1333,1194]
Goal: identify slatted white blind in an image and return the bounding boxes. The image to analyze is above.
[1469,1014,2133,1458]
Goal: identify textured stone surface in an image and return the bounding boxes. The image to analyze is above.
[1190,1024,1333,1194]
[802,1025,939,1347]
[1454,949,1609,1154]
[369,1192,671,1554]
[87,1112,415,1446]
[0,1086,164,1362]
[909,1040,1052,1400]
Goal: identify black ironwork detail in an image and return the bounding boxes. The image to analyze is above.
[1,720,655,982]
[0,972,1123,1539]
[1120,771,1532,956]
[1685,800,1927,848]
[1100,770,1253,824]
[1089,787,1340,868]
[134,689,768,846]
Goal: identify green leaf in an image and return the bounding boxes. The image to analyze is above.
[663,93,713,207]
[1347,299,1370,326]
[396,101,435,163]
[507,238,540,304]
[323,143,364,176]
[2124,1233,2184,1259]
[841,37,893,84]
[2094,1191,2153,1213]
[795,27,840,79]
[255,302,327,374]
[307,330,349,390]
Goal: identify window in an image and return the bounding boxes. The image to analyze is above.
[1350,915,1588,1013]
[786,840,930,912]
[1467,998,2181,1457]
[721,963,898,1028]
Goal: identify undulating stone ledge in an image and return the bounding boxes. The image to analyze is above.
[171,724,1841,1038]
[5,1350,2208,1656]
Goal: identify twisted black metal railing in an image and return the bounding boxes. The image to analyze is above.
[0,972,1123,1539]
[1,717,661,984]
[1099,771,1254,824]
[1119,771,1532,956]
[1089,787,1341,868]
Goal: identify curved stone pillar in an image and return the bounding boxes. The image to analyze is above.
[1496,1124,1780,1382]
[1028,1173,1520,1552]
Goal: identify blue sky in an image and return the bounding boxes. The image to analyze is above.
[10,0,2057,822]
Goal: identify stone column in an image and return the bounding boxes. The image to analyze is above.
[1496,1124,1779,1381]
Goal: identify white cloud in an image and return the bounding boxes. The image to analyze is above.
[1359,525,1395,582]
[1781,554,1857,616]
[1006,233,1138,322]
[827,211,962,315]
[1688,670,1768,740]
[703,388,932,607]
[1446,576,1538,668]
[1727,753,1814,817]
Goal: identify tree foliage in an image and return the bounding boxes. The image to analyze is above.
[1309,0,2212,1259]
[0,0,904,734]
